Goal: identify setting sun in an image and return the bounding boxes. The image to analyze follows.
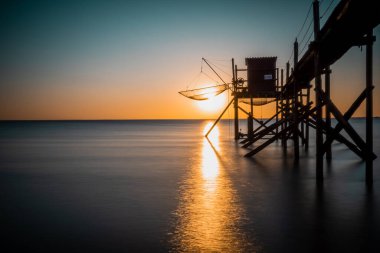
[196,92,227,113]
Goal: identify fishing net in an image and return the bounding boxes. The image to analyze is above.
[240,97,277,106]
[178,84,228,100]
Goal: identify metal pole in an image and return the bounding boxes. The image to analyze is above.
[313,0,323,181]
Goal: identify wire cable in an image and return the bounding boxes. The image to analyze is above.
[201,70,221,85]
[298,19,313,49]
[209,60,232,77]
[320,0,335,19]
[295,3,313,40]
[299,30,314,56]
[287,2,312,64]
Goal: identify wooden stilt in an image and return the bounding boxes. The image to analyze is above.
[233,58,239,140]
[293,39,299,160]
[276,68,279,138]
[324,66,332,160]
[284,62,290,150]
[305,85,310,151]
[300,90,305,146]
[281,68,285,146]
[313,0,323,181]
[366,30,374,184]
[248,112,253,141]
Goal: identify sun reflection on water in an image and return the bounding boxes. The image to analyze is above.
[201,122,220,183]
[170,122,256,252]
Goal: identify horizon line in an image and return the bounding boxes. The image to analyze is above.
[1,116,380,122]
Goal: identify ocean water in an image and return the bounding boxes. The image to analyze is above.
[0,119,379,252]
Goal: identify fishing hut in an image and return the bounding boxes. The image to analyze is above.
[234,57,278,144]
[179,0,379,184]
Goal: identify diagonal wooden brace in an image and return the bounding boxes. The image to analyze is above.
[245,102,318,157]
[320,86,376,160]
[242,102,312,148]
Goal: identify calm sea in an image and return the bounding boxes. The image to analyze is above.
[1,119,379,252]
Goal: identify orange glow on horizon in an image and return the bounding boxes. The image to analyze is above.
[1,75,379,120]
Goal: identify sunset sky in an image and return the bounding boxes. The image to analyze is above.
[1,0,379,120]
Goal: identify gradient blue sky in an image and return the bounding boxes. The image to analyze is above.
[1,0,379,119]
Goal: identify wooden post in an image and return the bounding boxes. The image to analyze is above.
[300,89,305,146]
[281,68,285,146]
[325,66,332,160]
[366,30,374,184]
[293,38,299,160]
[286,62,290,86]
[313,0,323,181]
[248,96,254,140]
[233,58,239,140]
[248,112,253,141]
[276,68,279,138]
[284,62,290,149]
[305,84,310,151]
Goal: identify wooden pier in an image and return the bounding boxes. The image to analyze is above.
[205,0,379,183]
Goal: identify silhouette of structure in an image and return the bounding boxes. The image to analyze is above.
[179,0,379,183]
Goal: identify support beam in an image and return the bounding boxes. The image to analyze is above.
[248,112,254,141]
[252,117,274,133]
[252,109,282,138]
[313,0,323,181]
[281,68,285,146]
[322,86,376,159]
[248,96,254,140]
[305,85,311,151]
[308,116,365,159]
[245,102,321,157]
[205,98,235,138]
[276,68,279,137]
[284,62,290,149]
[243,108,284,148]
[366,30,374,184]
[293,38,299,161]
[238,106,250,116]
[244,102,312,148]
[233,59,239,140]
[320,90,375,159]
[300,90,305,146]
[324,66,332,160]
